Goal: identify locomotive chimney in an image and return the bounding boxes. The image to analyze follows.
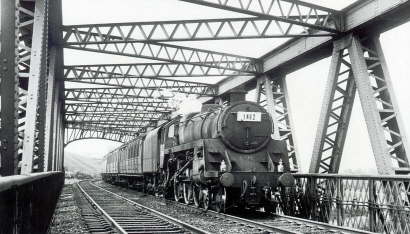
[226,86,247,103]
[201,104,220,112]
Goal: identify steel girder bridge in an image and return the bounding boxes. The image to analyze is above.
[1,0,410,233]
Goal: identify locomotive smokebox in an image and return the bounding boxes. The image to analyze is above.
[180,101,273,153]
[217,101,273,153]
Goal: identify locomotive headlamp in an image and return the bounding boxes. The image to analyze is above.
[220,160,227,172]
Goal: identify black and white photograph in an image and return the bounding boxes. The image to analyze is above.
[1,0,410,233]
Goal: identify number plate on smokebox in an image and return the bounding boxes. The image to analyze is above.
[236,112,262,122]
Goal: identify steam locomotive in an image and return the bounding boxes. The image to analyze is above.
[102,100,295,212]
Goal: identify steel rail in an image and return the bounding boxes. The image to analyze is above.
[202,207,300,234]
[83,181,211,234]
[159,191,374,234]
[197,195,374,234]
[95,181,299,234]
[77,181,127,234]
[271,213,374,234]
[96,180,375,234]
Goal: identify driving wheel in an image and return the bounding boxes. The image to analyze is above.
[215,187,227,213]
[193,184,201,208]
[183,183,193,204]
[173,179,184,202]
[203,188,210,211]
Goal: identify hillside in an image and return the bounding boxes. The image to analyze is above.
[64,152,106,176]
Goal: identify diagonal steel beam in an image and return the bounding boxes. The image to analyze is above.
[62,17,334,45]
[65,41,261,73]
[310,37,356,174]
[179,0,341,32]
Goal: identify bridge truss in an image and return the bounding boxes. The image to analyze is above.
[0,0,409,175]
[1,0,410,232]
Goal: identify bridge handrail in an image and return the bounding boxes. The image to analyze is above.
[282,173,410,233]
[0,171,64,233]
[293,173,410,180]
[0,171,63,193]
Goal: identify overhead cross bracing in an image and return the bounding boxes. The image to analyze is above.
[62,0,343,144]
[3,1,410,232]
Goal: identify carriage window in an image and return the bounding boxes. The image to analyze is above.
[135,142,139,157]
[168,124,175,138]
[128,144,133,159]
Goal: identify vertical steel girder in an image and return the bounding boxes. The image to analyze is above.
[310,37,356,173]
[256,75,299,171]
[0,0,20,176]
[43,47,59,172]
[21,0,48,174]
[311,34,410,174]
[349,35,410,174]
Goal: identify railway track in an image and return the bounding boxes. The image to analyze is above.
[95,181,373,234]
[73,183,114,233]
[76,181,210,233]
[169,193,371,234]
[264,214,373,234]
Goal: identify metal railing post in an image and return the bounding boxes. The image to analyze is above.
[336,178,344,226]
[368,179,376,232]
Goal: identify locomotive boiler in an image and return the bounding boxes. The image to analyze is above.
[103,100,295,213]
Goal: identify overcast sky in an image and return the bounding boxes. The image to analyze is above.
[63,1,410,173]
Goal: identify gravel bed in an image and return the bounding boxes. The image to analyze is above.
[95,181,280,234]
[49,184,89,234]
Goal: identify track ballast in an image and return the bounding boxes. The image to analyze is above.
[77,180,210,234]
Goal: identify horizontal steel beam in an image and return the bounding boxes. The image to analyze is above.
[64,87,174,100]
[62,17,334,44]
[66,115,161,122]
[65,125,141,134]
[65,110,163,116]
[178,0,340,32]
[64,63,244,79]
[66,121,152,128]
[65,41,260,73]
[65,104,170,113]
[65,79,217,96]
